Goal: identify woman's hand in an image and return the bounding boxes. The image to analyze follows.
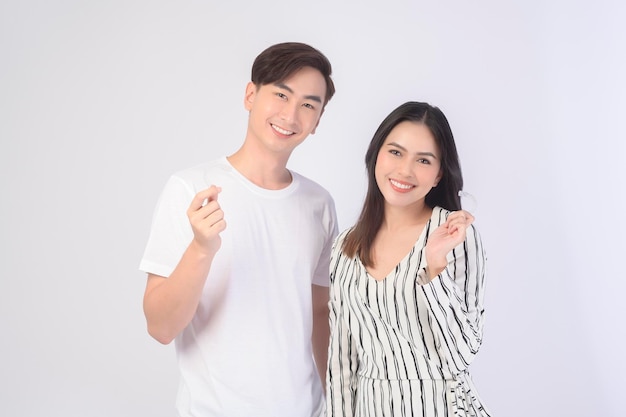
[424,210,474,279]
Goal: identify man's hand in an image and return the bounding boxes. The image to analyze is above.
[187,185,226,255]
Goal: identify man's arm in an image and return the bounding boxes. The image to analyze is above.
[143,186,225,344]
[311,283,330,392]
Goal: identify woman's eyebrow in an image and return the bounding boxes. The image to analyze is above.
[386,142,438,159]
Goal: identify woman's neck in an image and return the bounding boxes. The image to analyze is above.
[381,203,432,232]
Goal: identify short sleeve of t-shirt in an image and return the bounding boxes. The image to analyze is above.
[311,197,338,287]
[139,175,195,278]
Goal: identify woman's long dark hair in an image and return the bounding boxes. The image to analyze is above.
[342,101,464,267]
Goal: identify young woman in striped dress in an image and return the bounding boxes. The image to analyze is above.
[326,101,491,417]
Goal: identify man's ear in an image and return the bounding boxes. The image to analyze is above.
[244,82,257,111]
[310,108,325,135]
[310,120,320,135]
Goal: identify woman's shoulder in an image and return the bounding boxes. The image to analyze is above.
[430,206,450,226]
[333,227,354,248]
[432,206,449,214]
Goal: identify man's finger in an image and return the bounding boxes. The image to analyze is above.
[189,185,222,210]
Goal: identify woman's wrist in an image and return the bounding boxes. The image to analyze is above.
[425,261,446,279]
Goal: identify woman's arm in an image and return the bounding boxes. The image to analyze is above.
[326,248,359,416]
[419,212,487,373]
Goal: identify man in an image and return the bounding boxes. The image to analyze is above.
[140,42,337,417]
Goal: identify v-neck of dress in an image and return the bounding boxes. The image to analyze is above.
[362,216,432,283]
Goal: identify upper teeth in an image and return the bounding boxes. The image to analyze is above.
[390,179,413,189]
[272,124,294,135]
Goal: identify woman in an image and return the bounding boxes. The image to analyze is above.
[326,102,490,416]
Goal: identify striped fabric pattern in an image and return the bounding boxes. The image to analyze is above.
[326,206,491,417]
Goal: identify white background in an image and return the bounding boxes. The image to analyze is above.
[1,1,625,416]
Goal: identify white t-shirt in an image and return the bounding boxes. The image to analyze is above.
[140,157,338,417]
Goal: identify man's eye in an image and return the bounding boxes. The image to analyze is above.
[303,103,315,109]
[276,92,287,99]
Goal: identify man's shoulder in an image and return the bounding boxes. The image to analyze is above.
[291,171,333,200]
[171,157,230,182]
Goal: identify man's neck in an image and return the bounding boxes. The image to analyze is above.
[227,148,293,190]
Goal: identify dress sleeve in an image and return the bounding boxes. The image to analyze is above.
[417,224,487,374]
[326,237,358,417]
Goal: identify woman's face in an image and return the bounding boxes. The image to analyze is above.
[375,121,442,211]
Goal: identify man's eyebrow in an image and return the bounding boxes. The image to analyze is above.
[274,82,322,104]
[386,142,438,159]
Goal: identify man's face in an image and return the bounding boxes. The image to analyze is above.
[244,66,326,156]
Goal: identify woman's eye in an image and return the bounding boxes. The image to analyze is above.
[389,149,401,156]
[418,158,431,164]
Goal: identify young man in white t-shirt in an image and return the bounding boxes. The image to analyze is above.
[140,42,337,417]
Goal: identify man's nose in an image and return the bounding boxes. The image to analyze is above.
[279,101,298,121]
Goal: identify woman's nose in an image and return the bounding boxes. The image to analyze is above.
[398,158,413,176]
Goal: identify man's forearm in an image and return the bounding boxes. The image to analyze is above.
[143,240,216,344]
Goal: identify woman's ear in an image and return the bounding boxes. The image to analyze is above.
[434,170,443,187]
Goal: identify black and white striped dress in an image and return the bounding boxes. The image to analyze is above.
[326,206,491,417]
